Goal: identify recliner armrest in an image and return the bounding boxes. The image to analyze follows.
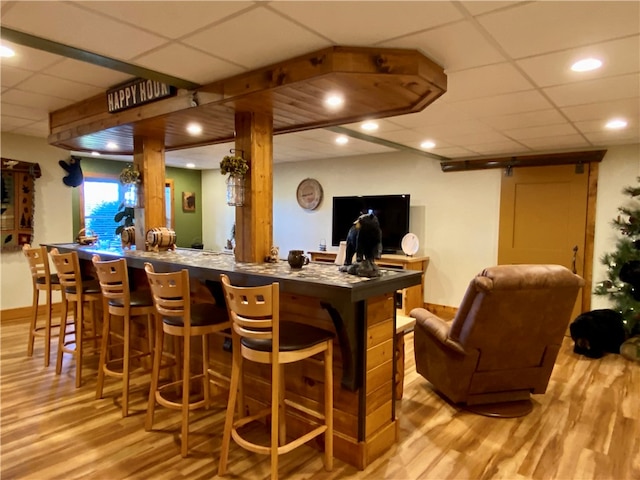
[410,308,466,355]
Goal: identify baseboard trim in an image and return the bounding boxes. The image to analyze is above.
[2,304,62,321]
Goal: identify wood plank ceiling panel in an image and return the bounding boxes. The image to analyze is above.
[48,46,447,155]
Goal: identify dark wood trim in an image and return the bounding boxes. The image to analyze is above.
[582,161,599,313]
[441,149,607,172]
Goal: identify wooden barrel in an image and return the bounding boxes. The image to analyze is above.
[121,226,135,246]
[146,227,176,250]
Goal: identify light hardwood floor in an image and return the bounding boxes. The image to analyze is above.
[1,313,638,480]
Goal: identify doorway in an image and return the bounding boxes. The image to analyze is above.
[498,163,598,319]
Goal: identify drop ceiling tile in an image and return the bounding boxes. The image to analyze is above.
[0,103,49,122]
[440,131,509,146]
[481,109,567,130]
[379,19,505,72]
[544,73,640,107]
[417,119,495,138]
[387,101,475,128]
[503,123,579,141]
[460,1,527,16]
[182,8,328,70]
[1,1,168,61]
[478,1,640,58]
[444,63,534,102]
[1,116,33,129]
[520,134,591,150]
[517,36,640,88]
[574,118,636,134]
[0,65,33,87]
[584,128,640,145]
[0,40,64,72]
[78,1,254,39]
[431,146,477,158]
[562,98,640,122]
[453,90,554,118]
[45,59,133,89]
[270,1,462,45]
[19,74,103,101]
[134,43,243,85]
[10,120,49,137]
[464,139,531,156]
[0,89,71,111]
[377,128,435,144]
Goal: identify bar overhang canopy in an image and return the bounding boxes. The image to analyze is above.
[47,46,447,153]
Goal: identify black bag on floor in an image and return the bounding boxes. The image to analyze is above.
[569,309,627,359]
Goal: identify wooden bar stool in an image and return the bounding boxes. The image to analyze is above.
[22,244,61,367]
[92,255,155,417]
[144,263,230,457]
[218,274,334,480]
[50,248,102,388]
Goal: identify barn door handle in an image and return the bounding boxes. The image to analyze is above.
[571,245,578,274]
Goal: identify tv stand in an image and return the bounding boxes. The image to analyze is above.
[307,251,429,316]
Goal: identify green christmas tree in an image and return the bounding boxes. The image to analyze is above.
[594,177,640,336]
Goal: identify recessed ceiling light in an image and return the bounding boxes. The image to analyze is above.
[605,118,627,130]
[335,135,349,145]
[571,58,602,72]
[0,45,15,58]
[420,140,436,149]
[325,94,344,109]
[106,142,119,150]
[91,151,101,156]
[186,163,196,169]
[186,123,202,135]
[361,121,378,131]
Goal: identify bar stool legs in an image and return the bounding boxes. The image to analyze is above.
[23,244,61,367]
[218,275,334,479]
[92,255,155,418]
[144,264,230,458]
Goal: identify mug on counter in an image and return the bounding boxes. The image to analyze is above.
[287,250,309,269]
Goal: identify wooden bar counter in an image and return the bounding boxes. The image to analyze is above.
[47,243,422,469]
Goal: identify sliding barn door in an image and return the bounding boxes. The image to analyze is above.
[498,164,590,321]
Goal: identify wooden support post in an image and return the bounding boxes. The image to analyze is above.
[133,133,166,251]
[233,111,273,263]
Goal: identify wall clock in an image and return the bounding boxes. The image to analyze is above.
[296,178,323,211]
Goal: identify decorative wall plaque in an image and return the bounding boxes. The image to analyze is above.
[1,158,41,251]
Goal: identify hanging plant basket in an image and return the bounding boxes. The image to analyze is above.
[220,154,248,207]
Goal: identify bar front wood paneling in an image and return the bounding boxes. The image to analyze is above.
[46,243,421,469]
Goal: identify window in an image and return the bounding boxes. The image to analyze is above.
[80,173,175,248]
[81,175,125,247]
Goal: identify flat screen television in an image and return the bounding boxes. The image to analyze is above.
[332,194,410,254]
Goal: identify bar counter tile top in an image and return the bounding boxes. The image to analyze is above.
[46,243,422,302]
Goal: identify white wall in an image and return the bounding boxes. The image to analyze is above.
[591,144,640,309]
[203,145,639,308]
[2,131,638,311]
[1,133,72,310]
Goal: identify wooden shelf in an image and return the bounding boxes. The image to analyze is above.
[308,250,429,315]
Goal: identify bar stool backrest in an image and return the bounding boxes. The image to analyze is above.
[50,249,83,293]
[91,256,131,307]
[220,274,279,349]
[23,244,54,286]
[144,263,191,328]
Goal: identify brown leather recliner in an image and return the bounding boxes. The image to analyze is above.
[411,264,585,417]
